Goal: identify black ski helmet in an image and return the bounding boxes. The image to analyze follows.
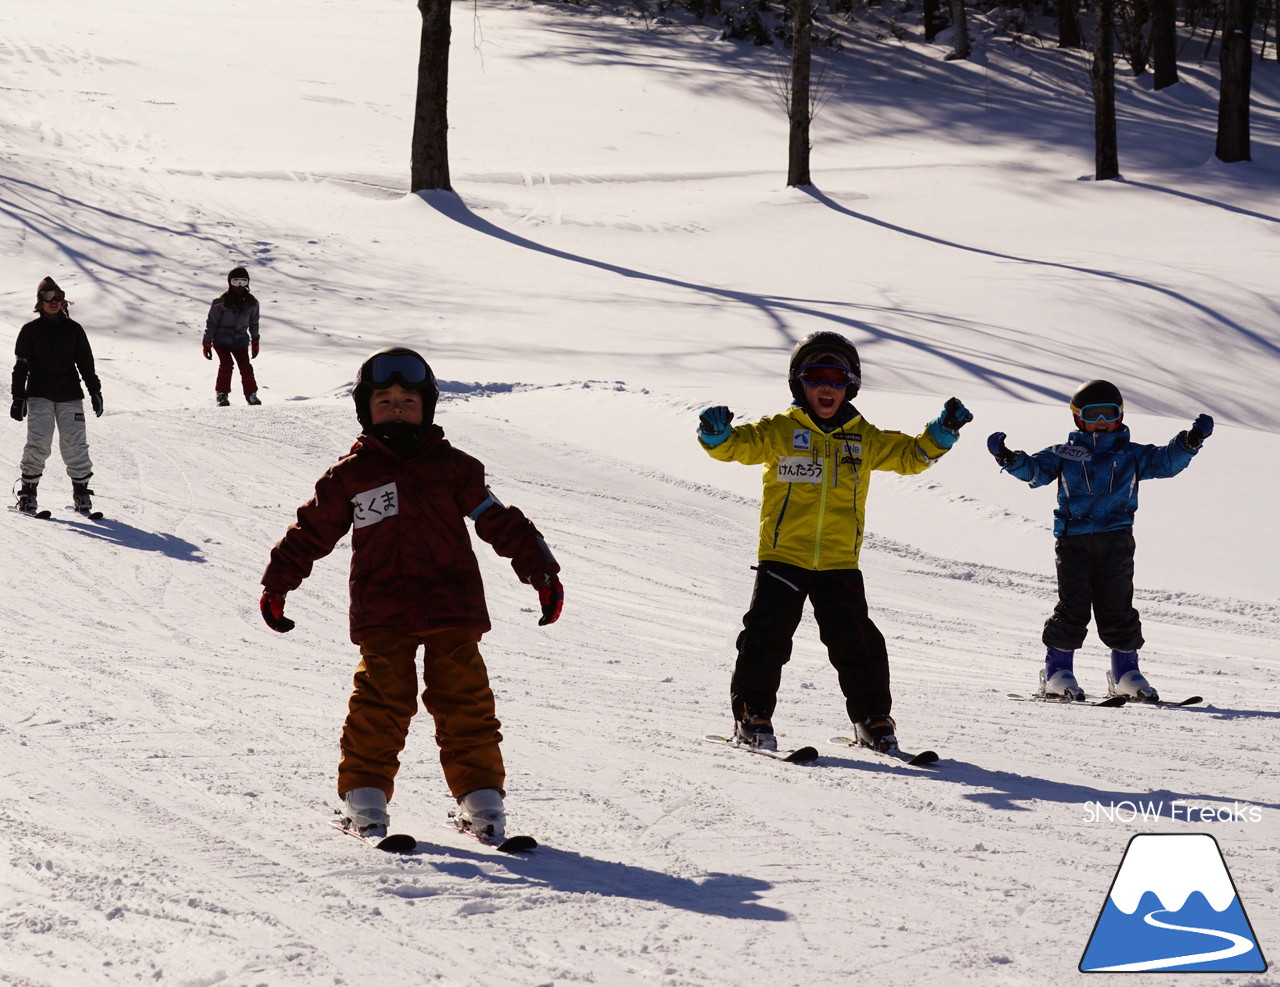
[787,331,862,405]
[352,346,439,431]
[1069,379,1124,428]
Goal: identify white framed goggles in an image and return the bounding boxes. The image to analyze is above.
[229,278,250,287]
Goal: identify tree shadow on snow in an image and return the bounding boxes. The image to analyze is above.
[818,752,1280,817]
[398,842,786,920]
[57,516,205,562]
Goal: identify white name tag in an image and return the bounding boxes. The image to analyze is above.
[777,457,823,483]
[352,481,400,528]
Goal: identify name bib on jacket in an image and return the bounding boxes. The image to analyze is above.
[352,481,400,528]
[777,457,823,483]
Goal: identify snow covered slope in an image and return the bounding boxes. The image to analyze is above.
[1,1,1277,985]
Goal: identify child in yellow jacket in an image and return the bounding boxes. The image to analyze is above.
[698,331,972,754]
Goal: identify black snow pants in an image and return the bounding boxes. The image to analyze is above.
[731,561,891,726]
[1042,529,1144,652]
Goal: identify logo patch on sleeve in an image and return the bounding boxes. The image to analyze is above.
[352,481,400,528]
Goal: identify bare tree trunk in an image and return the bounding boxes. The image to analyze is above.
[923,0,945,41]
[1216,0,1255,161]
[946,0,972,59]
[411,0,452,192]
[1059,0,1083,46]
[787,0,812,187]
[1092,0,1121,179]
[1151,0,1178,88]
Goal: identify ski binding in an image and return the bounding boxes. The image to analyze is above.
[330,816,417,853]
[8,505,52,519]
[703,733,819,764]
[828,736,939,766]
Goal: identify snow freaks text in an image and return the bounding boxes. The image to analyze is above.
[1082,801,1264,824]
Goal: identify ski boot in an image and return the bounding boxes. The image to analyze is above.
[245,392,262,406]
[453,788,506,842]
[1038,647,1085,700]
[72,478,94,515]
[13,477,38,514]
[855,714,899,753]
[1106,650,1158,701]
[339,787,391,839]
[216,392,230,407]
[732,712,778,752]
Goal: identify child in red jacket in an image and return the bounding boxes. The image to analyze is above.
[260,347,563,844]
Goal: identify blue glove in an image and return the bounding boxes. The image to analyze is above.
[926,397,972,449]
[1185,413,1214,450]
[698,406,734,447]
[987,431,1018,467]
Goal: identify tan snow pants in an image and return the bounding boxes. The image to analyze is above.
[337,627,504,801]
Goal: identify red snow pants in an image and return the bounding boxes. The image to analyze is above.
[213,344,258,396]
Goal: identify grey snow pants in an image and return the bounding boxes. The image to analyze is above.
[20,397,93,481]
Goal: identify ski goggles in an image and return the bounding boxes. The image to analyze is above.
[1076,402,1122,423]
[797,364,857,389]
[39,290,64,302]
[229,278,250,287]
[367,351,430,388]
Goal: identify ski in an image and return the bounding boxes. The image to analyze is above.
[702,733,820,764]
[329,817,417,853]
[444,820,538,853]
[1007,693,1127,707]
[67,506,105,520]
[828,736,939,766]
[8,505,52,519]
[1118,695,1203,708]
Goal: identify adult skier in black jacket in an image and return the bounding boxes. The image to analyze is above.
[10,276,102,515]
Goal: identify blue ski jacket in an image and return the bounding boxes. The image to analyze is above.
[1004,426,1199,537]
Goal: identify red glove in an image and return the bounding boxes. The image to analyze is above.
[533,574,563,626]
[260,591,295,633]
[251,339,260,358]
[202,342,213,360]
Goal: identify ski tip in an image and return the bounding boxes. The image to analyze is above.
[784,746,820,764]
[496,835,538,853]
[374,833,418,853]
[909,750,941,765]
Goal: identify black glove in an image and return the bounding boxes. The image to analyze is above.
[1184,413,1214,451]
[89,391,103,417]
[987,431,1018,468]
[533,573,563,626]
[9,399,25,422]
[260,591,295,633]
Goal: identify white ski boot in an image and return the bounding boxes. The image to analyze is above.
[340,787,390,838]
[1107,651,1158,700]
[453,788,506,842]
[1039,647,1085,700]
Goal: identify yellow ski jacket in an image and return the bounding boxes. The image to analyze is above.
[703,406,950,570]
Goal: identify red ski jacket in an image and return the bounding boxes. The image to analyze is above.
[262,425,558,642]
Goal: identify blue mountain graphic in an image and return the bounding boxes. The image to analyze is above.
[1081,891,1266,972]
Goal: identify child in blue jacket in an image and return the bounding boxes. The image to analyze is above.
[987,380,1212,702]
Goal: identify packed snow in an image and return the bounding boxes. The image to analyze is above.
[1,1,1277,984]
